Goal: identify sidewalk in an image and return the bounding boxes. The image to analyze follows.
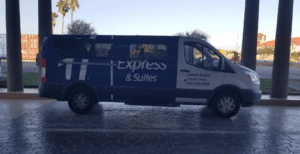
[0,88,52,100]
[0,88,300,106]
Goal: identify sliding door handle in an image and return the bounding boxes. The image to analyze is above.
[180,69,190,72]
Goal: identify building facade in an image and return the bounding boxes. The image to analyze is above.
[257,33,300,53]
[21,34,39,59]
[0,34,39,60]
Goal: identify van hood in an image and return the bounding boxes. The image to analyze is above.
[236,64,255,72]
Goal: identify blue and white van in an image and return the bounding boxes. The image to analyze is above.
[39,35,262,118]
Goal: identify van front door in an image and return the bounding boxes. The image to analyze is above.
[176,38,225,104]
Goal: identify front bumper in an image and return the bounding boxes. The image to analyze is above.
[241,89,262,107]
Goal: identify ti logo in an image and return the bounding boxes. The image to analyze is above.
[58,58,88,80]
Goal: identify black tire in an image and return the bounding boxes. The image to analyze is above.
[68,89,95,115]
[211,91,241,118]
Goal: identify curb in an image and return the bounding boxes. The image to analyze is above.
[258,100,300,106]
[0,79,38,88]
[0,93,54,100]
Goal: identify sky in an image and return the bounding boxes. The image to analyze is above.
[0,0,300,47]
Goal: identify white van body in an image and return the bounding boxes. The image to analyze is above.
[39,35,262,118]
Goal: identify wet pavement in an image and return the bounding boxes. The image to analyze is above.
[0,99,300,154]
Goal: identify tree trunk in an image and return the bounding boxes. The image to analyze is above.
[62,16,64,34]
[71,11,73,29]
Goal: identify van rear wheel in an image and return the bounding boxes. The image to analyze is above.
[68,89,95,115]
[212,92,240,118]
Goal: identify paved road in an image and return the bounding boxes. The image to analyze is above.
[256,65,300,80]
[0,62,37,73]
[256,65,300,90]
[0,100,299,154]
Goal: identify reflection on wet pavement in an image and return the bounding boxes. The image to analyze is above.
[0,100,300,153]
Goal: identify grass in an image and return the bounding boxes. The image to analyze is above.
[260,78,300,94]
[22,72,39,86]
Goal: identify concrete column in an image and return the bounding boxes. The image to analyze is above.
[38,0,52,87]
[241,0,260,71]
[5,0,23,92]
[271,0,294,99]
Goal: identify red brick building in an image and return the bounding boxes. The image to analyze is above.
[21,34,38,59]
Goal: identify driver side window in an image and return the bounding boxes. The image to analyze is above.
[184,44,204,69]
[184,43,221,71]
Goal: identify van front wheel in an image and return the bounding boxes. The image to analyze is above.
[212,92,240,118]
[68,89,95,115]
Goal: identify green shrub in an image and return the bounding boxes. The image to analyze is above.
[257,47,274,55]
[291,51,300,56]
[291,53,300,62]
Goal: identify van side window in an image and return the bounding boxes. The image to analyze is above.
[127,43,169,61]
[184,43,221,71]
[95,43,114,58]
[129,44,142,60]
[144,44,168,61]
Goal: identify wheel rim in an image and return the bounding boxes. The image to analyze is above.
[72,93,89,110]
[217,96,236,114]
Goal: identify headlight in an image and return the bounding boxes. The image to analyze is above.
[243,70,258,81]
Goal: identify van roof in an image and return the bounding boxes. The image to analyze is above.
[46,34,181,39]
[45,35,212,45]
[45,34,211,48]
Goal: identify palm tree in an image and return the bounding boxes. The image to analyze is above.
[52,12,58,33]
[67,0,79,28]
[56,0,70,34]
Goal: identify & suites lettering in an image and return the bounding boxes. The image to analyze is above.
[118,61,166,82]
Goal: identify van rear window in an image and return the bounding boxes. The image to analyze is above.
[53,38,89,58]
[95,43,115,58]
[53,38,99,59]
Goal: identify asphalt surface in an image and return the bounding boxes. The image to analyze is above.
[0,62,37,74]
[0,100,300,154]
[256,65,300,90]
[256,65,300,80]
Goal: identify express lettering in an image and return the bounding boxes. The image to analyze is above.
[117,61,167,73]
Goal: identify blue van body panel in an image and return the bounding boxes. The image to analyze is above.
[41,35,180,103]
